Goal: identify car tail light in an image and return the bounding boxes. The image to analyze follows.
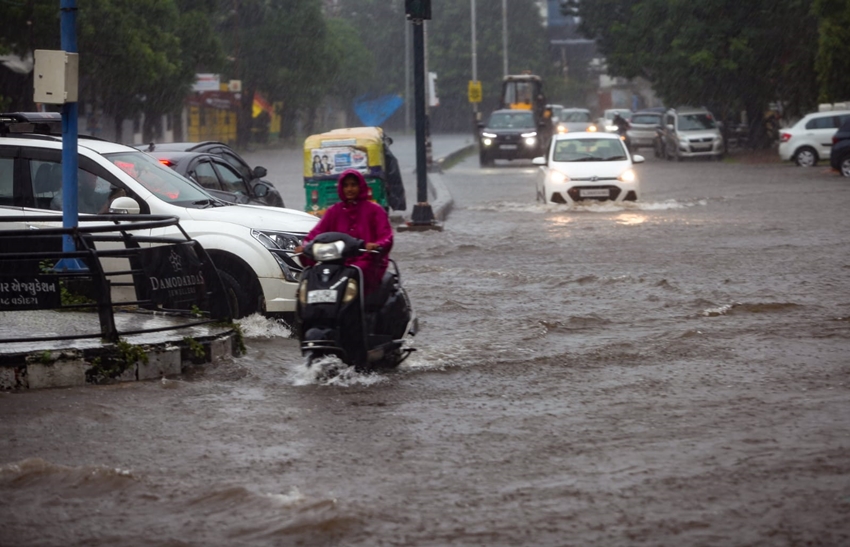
[780,132,791,143]
[158,159,174,167]
[833,136,840,144]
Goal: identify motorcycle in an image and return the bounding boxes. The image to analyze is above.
[295,232,417,371]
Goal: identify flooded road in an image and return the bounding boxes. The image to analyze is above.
[2,148,849,546]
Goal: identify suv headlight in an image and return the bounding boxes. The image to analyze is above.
[251,229,305,282]
[252,229,301,251]
[482,132,497,138]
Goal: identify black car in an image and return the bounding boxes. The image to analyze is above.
[829,118,850,177]
[147,150,277,206]
[138,141,284,207]
[478,109,546,167]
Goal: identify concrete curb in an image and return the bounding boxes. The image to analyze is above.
[0,328,241,390]
[391,143,476,225]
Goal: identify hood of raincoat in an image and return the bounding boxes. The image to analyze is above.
[337,169,370,203]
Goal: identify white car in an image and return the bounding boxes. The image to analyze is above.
[0,113,318,318]
[778,110,850,167]
[533,132,643,205]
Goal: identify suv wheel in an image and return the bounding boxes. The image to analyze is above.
[217,269,250,318]
[840,154,850,177]
[794,146,818,167]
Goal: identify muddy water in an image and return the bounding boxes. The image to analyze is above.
[1,153,849,546]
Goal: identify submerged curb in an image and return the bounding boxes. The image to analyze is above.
[0,328,241,390]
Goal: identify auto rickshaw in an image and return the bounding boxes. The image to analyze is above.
[303,126,406,216]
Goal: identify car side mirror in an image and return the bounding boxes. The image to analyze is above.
[109,196,141,215]
[666,124,674,131]
[632,154,645,164]
[477,122,484,129]
[253,183,269,197]
[252,166,267,179]
[532,156,547,166]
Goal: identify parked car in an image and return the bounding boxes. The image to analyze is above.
[138,141,284,206]
[478,109,546,167]
[555,108,596,134]
[829,117,850,177]
[779,110,850,167]
[598,109,633,133]
[662,107,724,161]
[0,112,317,319]
[532,131,643,205]
[146,149,273,206]
[627,110,664,152]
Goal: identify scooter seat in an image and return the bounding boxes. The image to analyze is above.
[365,271,395,312]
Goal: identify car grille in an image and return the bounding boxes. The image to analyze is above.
[495,134,522,143]
[568,185,622,201]
[570,176,618,182]
[689,137,714,144]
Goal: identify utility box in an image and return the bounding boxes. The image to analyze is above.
[33,49,79,104]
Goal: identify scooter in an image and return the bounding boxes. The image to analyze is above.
[295,232,417,371]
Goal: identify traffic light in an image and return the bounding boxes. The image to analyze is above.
[405,0,431,20]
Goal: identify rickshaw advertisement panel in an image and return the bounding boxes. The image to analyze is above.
[309,147,369,177]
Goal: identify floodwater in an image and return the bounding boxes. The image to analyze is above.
[1,148,849,546]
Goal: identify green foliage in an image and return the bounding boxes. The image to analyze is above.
[86,339,149,384]
[183,336,205,359]
[813,0,850,103]
[564,0,820,140]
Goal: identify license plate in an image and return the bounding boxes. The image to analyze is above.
[579,188,610,198]
[307,289,337,304]
[499,144,518,150]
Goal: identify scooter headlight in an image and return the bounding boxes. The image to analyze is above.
[311,241,345,261]
[342,278,358,303]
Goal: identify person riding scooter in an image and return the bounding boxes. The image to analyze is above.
[295,169,393,295]
[612,112,631,151]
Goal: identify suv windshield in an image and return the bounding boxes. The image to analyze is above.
[488,111,535,129]
[678,114,716,131]
[105,151,214,205]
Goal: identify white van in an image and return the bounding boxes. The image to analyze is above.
[0,113,318,318]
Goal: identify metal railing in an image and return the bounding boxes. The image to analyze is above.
[0,214,231,344]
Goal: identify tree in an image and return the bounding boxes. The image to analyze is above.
[813,0,850,103]
[77,0,209,140]
[425,0,553,132]
[562,0,820,146]
[221,0,330,144]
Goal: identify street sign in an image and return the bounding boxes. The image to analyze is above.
[468,80,482,103]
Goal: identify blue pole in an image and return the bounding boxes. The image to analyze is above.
[58,0,85,270]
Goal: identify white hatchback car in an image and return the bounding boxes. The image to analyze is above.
[0,113,318,318]
[533,132,643,205]
[778,110,850,167]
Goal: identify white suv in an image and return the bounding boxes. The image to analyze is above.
[0,113,318,318]
[778,110,850,167]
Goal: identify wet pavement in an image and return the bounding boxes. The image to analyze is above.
[1,146,849,546]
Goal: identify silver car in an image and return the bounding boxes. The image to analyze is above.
[663,107,724,161]
[627,110,664,151]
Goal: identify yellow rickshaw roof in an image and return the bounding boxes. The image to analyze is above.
[304,126,384,149]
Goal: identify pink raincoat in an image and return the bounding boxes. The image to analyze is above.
[303,169,394,294]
